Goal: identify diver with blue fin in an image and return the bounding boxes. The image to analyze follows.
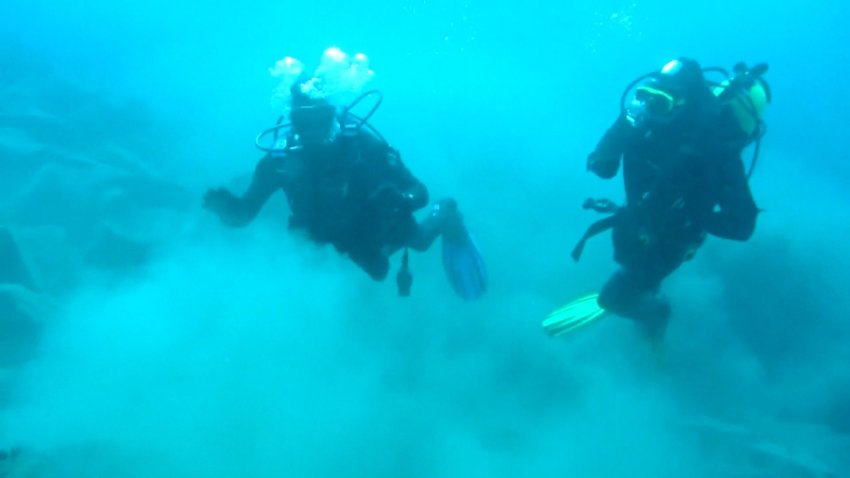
[204,48,487,300]
[544,58,769,342]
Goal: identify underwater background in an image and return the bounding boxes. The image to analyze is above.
[1,0,849,476]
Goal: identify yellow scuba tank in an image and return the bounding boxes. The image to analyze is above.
[711,63,770,140]
[713,78,769,138]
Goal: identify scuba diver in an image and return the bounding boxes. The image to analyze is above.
[203,48,487,300]
[543,57,770,343]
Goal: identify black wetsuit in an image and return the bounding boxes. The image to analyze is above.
[218,128,441,281]
[586,95,758,334]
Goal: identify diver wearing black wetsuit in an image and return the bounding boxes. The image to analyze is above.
[583,58,759,339]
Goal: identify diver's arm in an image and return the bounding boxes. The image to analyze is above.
[587,115,633,179]
[203,154,282,228]
[359,130,429,212]
[701,155,758,241]
[385,147,429,210]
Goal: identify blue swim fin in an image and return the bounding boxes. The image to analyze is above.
[441,226,488,301]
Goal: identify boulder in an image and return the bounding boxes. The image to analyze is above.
[0,284,52,368]
[0,226,34,290]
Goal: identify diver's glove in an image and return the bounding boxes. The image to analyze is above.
[203,187,242,226]
[582,197,619,214]
[586,151,619,179]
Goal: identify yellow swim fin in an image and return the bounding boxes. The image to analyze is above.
[542,293,606,337]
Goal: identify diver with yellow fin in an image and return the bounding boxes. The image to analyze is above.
[544,58,769,342]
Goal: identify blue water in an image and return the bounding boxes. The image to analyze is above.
[1,0,849,476]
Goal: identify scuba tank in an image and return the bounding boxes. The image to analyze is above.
[710,63,771,138]
[707,62,771,179]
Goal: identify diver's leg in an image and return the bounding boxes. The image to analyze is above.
[598,267,672,339]
[347,248,391,281]
[605,219,691,339]
[398,198,486,300]
[598,267,669,320]
[406,198,463,252]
